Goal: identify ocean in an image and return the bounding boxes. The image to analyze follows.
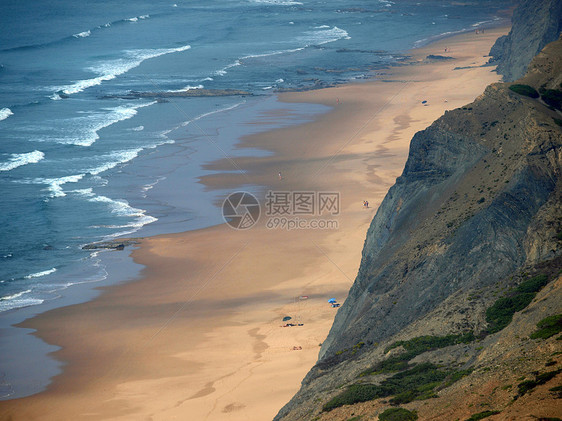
[0,0,510,398]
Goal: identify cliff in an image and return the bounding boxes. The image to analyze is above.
[489,0,562,81]
[275,36,562,421]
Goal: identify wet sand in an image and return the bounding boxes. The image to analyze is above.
[0,27,509,421]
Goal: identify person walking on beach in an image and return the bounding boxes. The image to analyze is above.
[278,171,283,180]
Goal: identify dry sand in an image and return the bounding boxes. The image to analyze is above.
[0,27,508,421]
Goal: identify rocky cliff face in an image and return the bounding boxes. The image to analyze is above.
[275,37,562,421]
[489,0,562,81]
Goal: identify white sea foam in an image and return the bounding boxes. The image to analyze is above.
[71,188,95,198]
[413,24,488,48]
[0,150,45,171]
[89,194,157,234]
[140,177,165,198]
[241,48,303,61]
[127,14,149,23]
[168,84,204,93]
[180,101,246,127]
[155,101,245,146]
[54,45,191,96]
[216,46,304,77]
[260,77,285,90]
[471,20,492,27]
[48,101,155,147]
[249,0,303,5]
[88,148,143,175]
[297,26,350,46]
[0,108,13,121]
[35,173,85,197]
[0,289,32,300]
[73,30,91,38]
[129,125,144,131]
[214,60,241,76]
[24,268,57,279]
[0,289,45,312]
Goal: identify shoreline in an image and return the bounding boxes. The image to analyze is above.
[0,26,509,420]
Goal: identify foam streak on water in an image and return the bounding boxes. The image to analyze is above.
[24,269,57,279]
[0,151,45,172]
[43,101,156,147]
[54,45,191,96]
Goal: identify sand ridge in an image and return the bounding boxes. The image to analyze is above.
[0,27,508,421]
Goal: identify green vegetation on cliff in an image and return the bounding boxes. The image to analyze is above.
[540,88,562,110]
[485,275,548,333]
[323,363,471,411]
[385,333,475,354]
[465,410,501,421]
[516,369,562,397]
[509,84,539,98]
[530,314,562,339]
[379,407,418,421]
[360,333,475,377]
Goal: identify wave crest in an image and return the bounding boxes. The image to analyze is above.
[73,30,91,38]
[54,45,191,96]
[24,268,57,279]
[0,150,45,172]
[248,0,303,5]
[0,108,13,121]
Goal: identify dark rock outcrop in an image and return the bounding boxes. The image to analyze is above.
[489,0,562,81]
[275,36,562,421]
[425,54,454,61]
[81,239,139,251]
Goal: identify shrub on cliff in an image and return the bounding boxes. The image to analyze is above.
[509,84,539,98]
[485,274,548,333]
[516,369,562,397]
[323,363,470,411]
[361,333,475,377]
[323,384,382,411]
[466,410,501,420]
[385,333,475,355]
[486,294,535,333]
[540,88,562,110]
[530,314,562,339]
[515,274,548,293]
[379,407,418,421]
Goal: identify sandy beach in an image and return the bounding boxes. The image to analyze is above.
[0,27,509,420]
